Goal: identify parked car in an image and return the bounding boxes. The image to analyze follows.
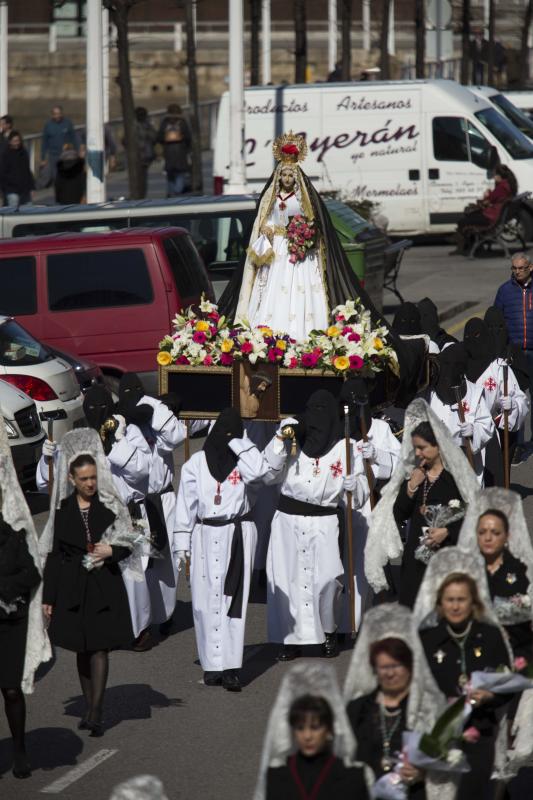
[0,316,84,441]
[47,346,105,393]
[0,194,388,308]
[0,379,44,486]
[0,228,213,393]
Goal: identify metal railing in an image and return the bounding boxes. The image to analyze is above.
[23,99,219,176]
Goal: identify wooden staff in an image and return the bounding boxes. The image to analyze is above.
[453,385,475,469]
[184,420,191,583]
[344,404,357,637]
[47,418,54,494]
[357,402,376,511]
[502,363,510,489]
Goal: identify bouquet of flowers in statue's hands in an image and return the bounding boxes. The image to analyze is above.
[286,214,316,264]
[414,500,465,564]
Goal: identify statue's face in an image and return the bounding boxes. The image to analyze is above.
[280,167,296,192]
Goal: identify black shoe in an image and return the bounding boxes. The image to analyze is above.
[12,754,31,779]
[203,671,223,686]
[322,632,339,658]
[132,628,153,652]
[222,670,242,692]
[78,717,89,730]
[87,722,104,737]
[159,618,173,638]
[277,645,301,662]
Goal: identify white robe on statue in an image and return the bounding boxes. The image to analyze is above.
[428,381,494,485]
[338,418,401,632]
[174,437,283,672]
[264,437,368,646]
[246,193,329,340]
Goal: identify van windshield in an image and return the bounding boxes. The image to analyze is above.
[490,94,533,140]
[475,107,533,159]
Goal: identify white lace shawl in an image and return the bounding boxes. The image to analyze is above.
[364,397,479,593]
[39,428,143,579]
[0,421,51,693]
[253,662,358,800]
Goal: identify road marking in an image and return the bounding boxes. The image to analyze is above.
[40,749,118,794]
[446,308,485,335]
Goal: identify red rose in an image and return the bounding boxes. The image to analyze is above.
[281,143,299,155]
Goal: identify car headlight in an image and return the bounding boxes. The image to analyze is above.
[4,419,19,439]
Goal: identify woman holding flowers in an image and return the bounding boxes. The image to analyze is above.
[229,131,380,342]
[41,429,135,737]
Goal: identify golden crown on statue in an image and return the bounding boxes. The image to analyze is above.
[272,131,308,164]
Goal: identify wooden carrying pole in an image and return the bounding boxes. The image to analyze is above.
[453,385,475,469]
[47,419,54,494]
[344,404,357,636]
[503,364,510,489]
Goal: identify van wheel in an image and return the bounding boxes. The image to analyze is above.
[103,374,120,401]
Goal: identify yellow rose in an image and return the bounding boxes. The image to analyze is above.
[221,339,234,353]
[374,337,384,351]
[195,320,209,332]
[333,355,350,371]
[157,351,172,366]
[327,325,341,338]
[276,339,287,351]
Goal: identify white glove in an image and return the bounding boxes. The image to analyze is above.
[42,438,57,459]
[501,396,513,412]
[361,441,377,461]
[343,473,358,493]
[459,421,474,438]
[276,417,299,437]
[175,550,190,572]
[113,414,127,441]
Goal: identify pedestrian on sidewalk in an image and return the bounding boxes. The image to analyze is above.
[54,143,86,205]
[40,105,78,183]
[0,131,35,208]
[157,104,191,197]
[494,253,533,460]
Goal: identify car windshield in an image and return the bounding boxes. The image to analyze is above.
[490,94,533,140]
[0,319,50,366]
[475,107,533,160]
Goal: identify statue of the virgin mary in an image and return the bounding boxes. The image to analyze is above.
[220,131,381,341]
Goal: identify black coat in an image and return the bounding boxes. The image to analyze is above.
[54,155,86,204]
[347,691,425,800]
[394,470,463,608]
[42,493,133,652]
[0,146,35,196]
[0,516,40,621]
[486,549,532,660]
[266,752,368,800]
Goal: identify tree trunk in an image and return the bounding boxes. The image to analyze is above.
[487,0,495,85]
[294,0,307,83]
[250,0,260,85]
[461,0,471,85]
[107,5,143,199]
[340,0,352,81]
[520,0,533,87]
[380,0,391,79]
[184,0,203,193]
[415,0,425,78]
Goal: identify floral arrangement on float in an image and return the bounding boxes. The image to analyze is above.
[156,296,397,377]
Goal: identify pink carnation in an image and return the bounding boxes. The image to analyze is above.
[240,341,253,354]
[267,348,278,362]
[335,314,345,322]
[192,331,207,344]
[462,727,481,744]
[203,355,214,366]
[176,355,190,365]
[207,311,220,321]
[220,352,234,366]
[514,656,528,672]
[301,352,318,368]
[348,332,361,342]
[288,356,298,369]
[210,326,218,337]
[349,355,364,370]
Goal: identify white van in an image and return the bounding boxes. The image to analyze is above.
[0,380,44,486]
[213,79,533,237]
[470,85,533,143]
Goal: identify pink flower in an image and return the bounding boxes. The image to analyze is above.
[220,352,234,366]
[210,326,218,338]
[301,352,318,368]
[514,656,528,672]
[240,341,253,354]
[289,254,298,264]
[176,355,190,365]
[341,327,353,336]
[207,311,220,321]
[335,314,345,322]
[349,355,364,370]
[267,348,278,362]
[312,347,323,357]
[288,356,298,369]
[192,331,206,344]
[348,332,361,342]
[203,355,214,366]
[303,229,313,239]
[462,727,481,744]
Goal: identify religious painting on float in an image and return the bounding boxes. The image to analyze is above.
[234,361,279,421]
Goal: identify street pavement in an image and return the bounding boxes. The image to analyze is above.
[2,243,533,800]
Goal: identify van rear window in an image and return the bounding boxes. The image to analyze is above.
[47,249,153,311]
[163,235,210,299]
[0,256,37,316]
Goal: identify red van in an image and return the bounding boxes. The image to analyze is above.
[0,227,213,392]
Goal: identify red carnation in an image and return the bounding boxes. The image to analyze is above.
[281,143,299,155]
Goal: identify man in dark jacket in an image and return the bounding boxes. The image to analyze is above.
[40,105,77,180]
[494,252,533,455]
[157,104,191,197]
[0,131,35,207]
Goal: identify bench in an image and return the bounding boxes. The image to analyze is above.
[382,238,412,303]
[465,191,531,259]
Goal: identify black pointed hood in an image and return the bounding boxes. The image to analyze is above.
[203,408,243,483]
[392,302,422,336]
[484,306,508,359]
[434,343,468,405]
[302,390,339,458]
[463,318,494,382]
